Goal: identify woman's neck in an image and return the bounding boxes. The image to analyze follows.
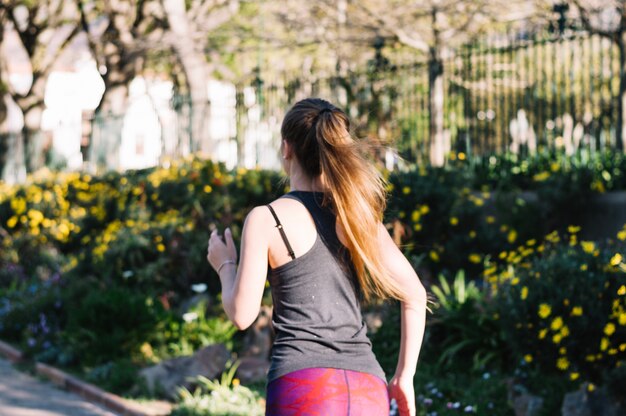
[288,165,327,192]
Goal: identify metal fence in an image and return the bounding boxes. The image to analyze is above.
[26,27,626,174]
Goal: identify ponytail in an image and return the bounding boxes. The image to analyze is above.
[281,98,407,302]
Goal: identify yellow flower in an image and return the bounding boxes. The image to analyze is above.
[619,313,626,326]
[569,372,579,381]
[556,357,569,370]
[469,230,477,238]
[508,230,518,244]
[591,180,606,193]
[546,231,561,243]
[587,383,596,392]
[524,354,533,363]
[604,323,616,336]
[538,303,552,319]
[231,378,240,387]
[568,225,581,234]
[420,205,430,215]
[140,342,155,360]
[610,253,623,266]
[600,337,609,351]
[468,254,482,264]
[526,239,536,246]
[450,217,459,226]
[560,326,570,337]
[550,162,560,172]
[458,152,466,161]
[618,230,626,241]
[571,306,583,316]
[413,223,422,232]
[521,286,528,300]
[204,185,213,193]
[533,171,550,182]
[553,333,563,344]
[429,251,440,262]
[402,186,411,195]
[157,243,166,252]
[618,285,626,296]
[559,347,567,354]
[581,241,595,254]
[6,216,18,228]
[538,329,548,339]
[486,216,496,224]
[551,316,564,331]
[580,264,588,271]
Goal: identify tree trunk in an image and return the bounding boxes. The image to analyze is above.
[162,0,212,156]
[14,71,48,173]
[91,83,129,171]
[428,50,446,166]
[618,34,626,153]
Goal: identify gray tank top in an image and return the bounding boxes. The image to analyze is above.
[266,191,386,383]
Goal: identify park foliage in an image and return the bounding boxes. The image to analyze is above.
[0,151,625,415]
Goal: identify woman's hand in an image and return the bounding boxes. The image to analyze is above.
[207,228,238,273]
[388,374,416,416]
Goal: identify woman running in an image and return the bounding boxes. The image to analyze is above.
[207,97,427,416]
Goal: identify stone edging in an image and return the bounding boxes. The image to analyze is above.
[0,340,171,416]
[0,340,24,363]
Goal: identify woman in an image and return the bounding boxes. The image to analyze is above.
[207,98,427,416]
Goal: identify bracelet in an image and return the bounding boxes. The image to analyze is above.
[217,259,236,274]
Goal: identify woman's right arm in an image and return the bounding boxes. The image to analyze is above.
[377,223,428,416]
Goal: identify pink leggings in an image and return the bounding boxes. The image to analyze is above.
[265,367,390,416]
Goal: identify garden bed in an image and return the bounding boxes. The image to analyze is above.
[0,151,624,415]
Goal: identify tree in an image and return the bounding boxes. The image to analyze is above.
[570,0,626,153]
[0,5,9,178]
[0,0,81,174]
[336,0,531,166]
[160,0,240,156]
[76,0,169,166]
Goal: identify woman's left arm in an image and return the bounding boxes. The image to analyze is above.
[207,206,270,330]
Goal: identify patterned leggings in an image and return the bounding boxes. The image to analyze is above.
[265,367,390,416]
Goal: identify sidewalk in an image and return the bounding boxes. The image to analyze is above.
[0,358,118,416]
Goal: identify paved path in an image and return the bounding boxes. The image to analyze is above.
[0,358,118,416]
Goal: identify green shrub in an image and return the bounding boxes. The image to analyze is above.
[172,362,265,416]
[428,270,508,371]
[490,227,626,398]
[61,286,165,366]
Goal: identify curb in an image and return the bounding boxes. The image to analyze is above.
[0,341,171,416]
[0,340,24,363]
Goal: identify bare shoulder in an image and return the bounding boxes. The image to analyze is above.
[245,205,273,226]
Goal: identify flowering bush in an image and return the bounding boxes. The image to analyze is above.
[489,225,626,403]
[1,151,625,403]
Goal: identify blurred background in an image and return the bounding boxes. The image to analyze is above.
[1,0,624,180]
[1,1,625,416]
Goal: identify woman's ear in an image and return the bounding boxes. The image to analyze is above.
[282,140,293,160]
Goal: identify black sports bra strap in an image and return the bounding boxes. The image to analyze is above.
[266,205,296,260]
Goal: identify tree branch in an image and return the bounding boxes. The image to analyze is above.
[571,0,617,40]
[353,2,429,52]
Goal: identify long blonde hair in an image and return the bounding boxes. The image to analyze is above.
[281,98,407,302]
